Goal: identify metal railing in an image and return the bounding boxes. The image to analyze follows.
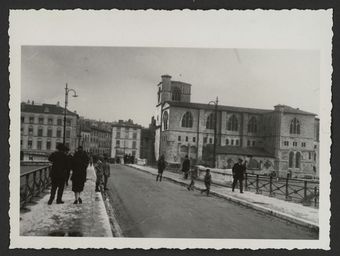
[194,167,319,208]
[20,165,52,208]
[244,173,319,207]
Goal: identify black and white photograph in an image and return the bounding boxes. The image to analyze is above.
[9,10,332,249]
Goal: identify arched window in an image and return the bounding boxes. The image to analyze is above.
[180,145,188,153]
[171,86,181,101]
[295,152,301,168]
[163,111,168,130]
[289,151,294,168]
[206,113,215,129]
[248,116,257,133]
[290,118,301,134]
[227,114,238,131]
[248,159,260,169]
[181,112,193,128]
[227,159,234,169]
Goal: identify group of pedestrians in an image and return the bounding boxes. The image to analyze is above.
[47,143,112,205]
[48,144,89,205]
[93,155,111,192]
[156,154,247,196]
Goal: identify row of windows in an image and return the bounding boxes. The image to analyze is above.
[178,135,196,143]
[21,139,68,150]
[283,141,308,147]
[116,140,137,149]
[116,132,138,139]
[21,116,73,126]
[115,127,138,132]
[288,151,317,168]
[164,111,304,136]
[21,127,71,138]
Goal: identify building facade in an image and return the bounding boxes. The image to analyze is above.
[21,101,79,161]
[140,118,156,165]
[154,75,320,178]
[111,119,142,161]
[89,126,112,157]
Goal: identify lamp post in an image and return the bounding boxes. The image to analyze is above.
[208,97,218,168]
[63,83,78,146]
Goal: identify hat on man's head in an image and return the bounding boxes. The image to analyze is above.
[56,143,65,151]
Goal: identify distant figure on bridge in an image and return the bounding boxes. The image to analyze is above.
[47,143,68,205]
[71,146,90,204]
[232,158,246,193]
[187,166,198,191]
[94,156,104,192]
[200,169,211,196]
[156,154,166,182]
[103,155,111,190]
[181,155,190,179]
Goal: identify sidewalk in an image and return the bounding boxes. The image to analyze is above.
[128,164,319,231]
[20,166,113,237]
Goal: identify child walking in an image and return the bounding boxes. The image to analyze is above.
[201,169,211,196]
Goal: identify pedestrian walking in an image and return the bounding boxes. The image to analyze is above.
[187,166,198,191]
[201,169,212,196]
[156,154,166,182]
[64,146,73,187]
[94,156,104,192]
[47,143,68,205]
[232,158,246,193]
[103,155,111,190]
[71,146,90,204]
[181,155,190,179]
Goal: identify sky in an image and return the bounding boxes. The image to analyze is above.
[21,46,320,127]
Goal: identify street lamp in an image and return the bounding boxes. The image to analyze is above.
[208,97,218,168]
[63,83,78,145]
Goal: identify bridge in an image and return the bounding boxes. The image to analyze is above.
[19,163,319,238]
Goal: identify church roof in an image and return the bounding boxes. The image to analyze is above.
[215,145,275,158]
[274,104,316,116]
[21,102,78,116]
[167,101,272,114]
[166,101,317,116]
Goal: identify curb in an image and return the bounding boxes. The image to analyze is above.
[128,164,319,233]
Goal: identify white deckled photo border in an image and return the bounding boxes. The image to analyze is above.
[8,9,332,249]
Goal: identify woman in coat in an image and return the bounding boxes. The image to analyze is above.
[71,146,89,204]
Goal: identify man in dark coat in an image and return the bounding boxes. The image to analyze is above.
[181,155,190,179]
[156,154,166,182]
[48,143,68,205]
[232,158,246,193]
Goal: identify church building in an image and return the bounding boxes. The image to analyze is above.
[154,75,319,178]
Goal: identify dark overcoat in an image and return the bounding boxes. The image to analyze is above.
[71,151,89,183]
[48,151,68,180]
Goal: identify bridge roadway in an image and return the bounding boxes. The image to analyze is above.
[105,164,318,239]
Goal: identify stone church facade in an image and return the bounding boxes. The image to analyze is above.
[154,75,319,178]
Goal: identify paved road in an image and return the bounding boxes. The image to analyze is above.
[105,164,318,239]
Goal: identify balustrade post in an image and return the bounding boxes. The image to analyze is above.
[302,180,310,206]
[245,173,248,191]
[39,169,43,193]
[24,174,29,207]
[269,175,273,197]
[256,174,259,194]
[314,186,318,207]
[31,172,36,201]
[285,173,291,201]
